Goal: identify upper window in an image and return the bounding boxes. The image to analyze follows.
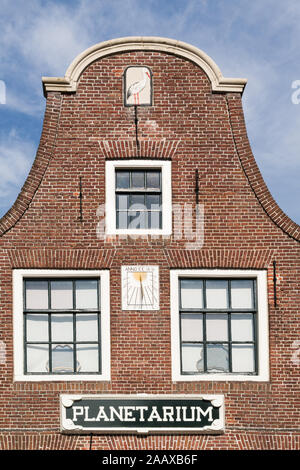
[170,269,269,382]
[116,169,162,230]
[106,160,172,235]
[13,270,110,382]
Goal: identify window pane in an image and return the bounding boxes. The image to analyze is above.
[77,345,99,372]
[206,314,228,341]
[232,344,255,372]
[51,344,74,373]
[206,280,228,309]
[75,280,98,309]
[181,344,203,373]
[26,344,48,373]
[207,344,229,372]
[116,211,128,229]
[231,280,254,309]
[51,314,73,342]
[146,194,160,209]
[131,171,145,188]
[26,314,48,342]
[116,194,128,210]
[231,313,254,341]
[148,211,161,229]
[181,314,203,342]
[130,194,145,210]
[180,279,203,309]
[76,314,98,341]
[146,171,160,189]
[128,212,147,229]
[25,281,48,310]
[116,171,130,189]
[50,281,73,309]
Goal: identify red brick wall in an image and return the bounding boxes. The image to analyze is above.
[0,50,299,450]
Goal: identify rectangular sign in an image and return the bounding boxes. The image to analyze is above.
[60,394,225,434]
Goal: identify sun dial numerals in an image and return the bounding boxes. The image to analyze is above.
[121,266,159,311]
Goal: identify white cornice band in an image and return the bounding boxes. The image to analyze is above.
[42,36,247,96]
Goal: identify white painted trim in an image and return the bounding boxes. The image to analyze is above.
[105,159,172,236]
[170,269,269,382]
[13,269,111,382]
[42,36,247,96]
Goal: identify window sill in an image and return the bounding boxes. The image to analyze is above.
[172,372,269,382]
[14,374,111,382]
[106,228,172,236]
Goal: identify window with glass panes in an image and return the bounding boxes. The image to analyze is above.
[116,169,162,229]
[179,278,257,375]
[24,278,101,375]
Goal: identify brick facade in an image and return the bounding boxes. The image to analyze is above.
[0,38,299,450]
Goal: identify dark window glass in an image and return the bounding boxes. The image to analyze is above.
[146,194,160,209]
[146,171,160,189]
[131,171,145,188]
[24,278,101,375]
[179,278,257,375]
[116,171,130,189]
[116,169,162,229]
[130,194,145,209]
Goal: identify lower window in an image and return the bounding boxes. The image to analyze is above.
[170,269,269,382]
[13,270,110,381]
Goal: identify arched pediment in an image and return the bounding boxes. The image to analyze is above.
[42,36,247,96]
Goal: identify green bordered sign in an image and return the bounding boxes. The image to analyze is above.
[60,394,225,434]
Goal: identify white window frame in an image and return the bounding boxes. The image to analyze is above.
[170,269,269,382]
[105,159,172,236]
[13,269,111,382]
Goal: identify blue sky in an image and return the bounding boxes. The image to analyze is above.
[0,0,300,223]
